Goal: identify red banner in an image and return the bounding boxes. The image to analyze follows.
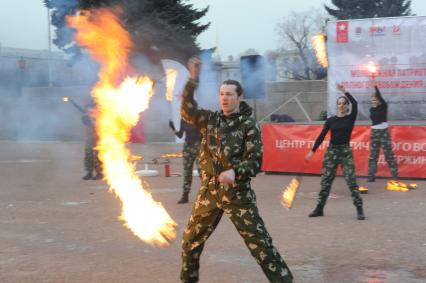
[336,21,349,43]
[262,124,426,178]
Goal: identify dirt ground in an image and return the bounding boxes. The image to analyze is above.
[0,141,425,283]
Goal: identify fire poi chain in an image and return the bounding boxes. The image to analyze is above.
[67,8,176,246]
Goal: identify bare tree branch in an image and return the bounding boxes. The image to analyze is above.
[275,9,327,80]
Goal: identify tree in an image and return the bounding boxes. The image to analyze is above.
[325,0,413,20]
[275,9,327,80]
[44,0,210,64]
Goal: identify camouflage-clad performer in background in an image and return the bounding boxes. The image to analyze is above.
[169,119,201,203]
[367,86,398,182]
[305,84,365,220]
[179,57,293,283]
[82,103,102,180]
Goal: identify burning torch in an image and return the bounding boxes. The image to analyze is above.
[281,177,301,209]
[281,160,310,210]
[63,96,85,113]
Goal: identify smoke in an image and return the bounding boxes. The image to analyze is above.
[195,51,281,112]
[0,47,100,141]
[196,48,221,110]
[45,0,81,61]
[240,55,266,99]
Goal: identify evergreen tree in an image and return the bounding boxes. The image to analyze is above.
[325,0,412,20]
[44,0,209,63]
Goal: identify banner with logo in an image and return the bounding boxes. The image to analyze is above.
[327,16,426,121]
[262,124,426,178]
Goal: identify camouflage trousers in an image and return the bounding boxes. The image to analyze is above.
[182,142,201,194]
[84,147,102,175]
[181,174,293,283]
[368,128,398,178]
[318,144,363,208]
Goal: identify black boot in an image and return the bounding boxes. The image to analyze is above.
[92,173,103,180]
[82,172,93,180]
[177,192,189,204]
[356,206,366,220]
[308,204,324,217]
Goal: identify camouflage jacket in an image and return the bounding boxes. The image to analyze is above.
[181,79,262,181]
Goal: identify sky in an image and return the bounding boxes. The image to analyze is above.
[1,0,426,58]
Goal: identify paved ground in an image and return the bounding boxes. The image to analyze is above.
[0,141,425,283]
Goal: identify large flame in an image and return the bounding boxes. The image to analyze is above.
[311,32,328,68]
[386,180,418,192]
[67,8,176,246]
[281,178,300,209]
[165,69,178,102]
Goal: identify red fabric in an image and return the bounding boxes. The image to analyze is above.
[262,124,426,178]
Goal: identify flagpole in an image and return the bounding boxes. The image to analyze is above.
[47,7,53,87]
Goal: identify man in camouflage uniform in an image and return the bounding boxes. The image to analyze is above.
[169,119,201,203]
[82,103,102,180]
[179,57,293,283]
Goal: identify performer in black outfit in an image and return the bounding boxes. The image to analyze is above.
[306,84,365,220]
[367,86,398,182]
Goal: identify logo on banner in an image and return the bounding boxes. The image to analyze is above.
[392,25,401,35]
[336,21,349,43]
[369,25,386,36]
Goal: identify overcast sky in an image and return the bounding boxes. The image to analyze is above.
[1,0,426,58]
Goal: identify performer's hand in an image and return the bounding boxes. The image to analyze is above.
[168,120,176,131]
[218,169,235,185]
[337,83,346,93]
[188,56,201,80]
[305,150,314,161]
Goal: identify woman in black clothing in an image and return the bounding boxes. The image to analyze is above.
[367,86,398,182]
[305,84,365,220]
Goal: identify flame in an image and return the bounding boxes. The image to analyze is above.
[165,69,178,102]
[129,154,144,161]
[366,61,377,76]
[359,186,369,194]
[281,178,300,209]
[160,152,183,158]
[311,32,328,68]
[386,180,418,192]
[67,8,176,246]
